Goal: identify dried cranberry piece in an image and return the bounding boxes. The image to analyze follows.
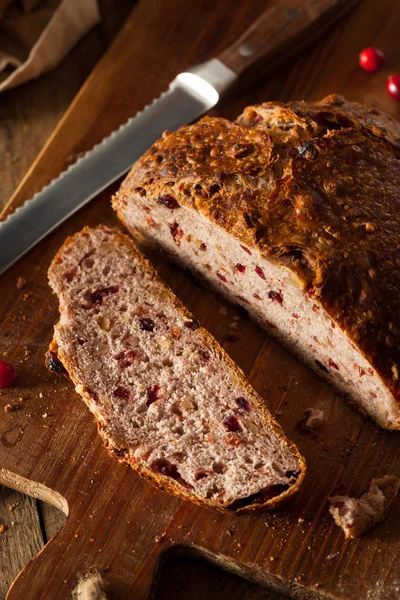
[157,194,180,209]
[328,359,340,370]
[315,360,329,373]
[236,397,251,412]
[113,386,130,400]
[114,351,125,360]
[199,243,207,251]
[268,290,283,304]
[255,266,266,280]
[146,384,160,407]
[90,286,119,305]
[252,113,263,125]
[227,484,290,511]
[223,415,242,433]
[45,351,65,375]
[236,263,246,273]
[240,245,252,255]
[139,317,155,332]
[217,272,228,283]
[170,222,184,245]
[184,318,200,330]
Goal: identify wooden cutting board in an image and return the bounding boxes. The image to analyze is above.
[1,0,400,598]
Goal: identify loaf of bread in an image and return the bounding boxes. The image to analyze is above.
[113,94,400,430]
[48,226,305,512]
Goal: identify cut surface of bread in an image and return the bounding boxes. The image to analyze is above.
[48,226,305,512]
[113,94,400,430]
[329,476,400,538]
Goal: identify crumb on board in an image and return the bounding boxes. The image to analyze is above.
[16,277,26,290]
[4,404,13,413]
[0,525,5,533]
[154,532,166,543]
[329,475,400,538]
[298,408,324,431]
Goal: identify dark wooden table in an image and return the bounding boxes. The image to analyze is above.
[0,2,287,598]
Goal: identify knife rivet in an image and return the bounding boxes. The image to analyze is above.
[285,7,302,20]
[238,43,257,58]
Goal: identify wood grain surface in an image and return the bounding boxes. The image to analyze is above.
[1,0,400,599]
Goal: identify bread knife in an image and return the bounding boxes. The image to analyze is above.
[0,0,359,275]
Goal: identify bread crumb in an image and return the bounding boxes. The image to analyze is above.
[4,404,13,413]
[329,475,400,538]
[39,392,43,398]
[0,525,5,533]
[298,408,324,430]
[16,277,26,290]
[8,505,15,511]
[154,532,166,543]
[270,556,275,562]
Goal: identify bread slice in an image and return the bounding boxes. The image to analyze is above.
[48,226,305,512]
[113,94,400,430]
[329,476,400,538]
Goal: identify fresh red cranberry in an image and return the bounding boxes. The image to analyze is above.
[139,317,155,331]
[0,361,15,388]
[255,265,266,280]
[359,47,385,72]
[236,397,251,411]
[236,264,246,273]
[157,194,180,209]
[268,290,283,304]
[90,286,119,305]
[223,415,242,433]
[146,384,160,407]
[386,75,400,101]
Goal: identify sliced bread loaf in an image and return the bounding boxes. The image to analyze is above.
[113,94,400,430]
[48,226,305,512]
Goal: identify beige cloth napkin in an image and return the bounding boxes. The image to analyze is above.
[0,0,100,92]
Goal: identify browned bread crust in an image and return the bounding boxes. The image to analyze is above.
[48,226,305,513]
[115,94,400,415]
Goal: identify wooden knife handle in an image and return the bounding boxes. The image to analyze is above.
[218,0,358,83]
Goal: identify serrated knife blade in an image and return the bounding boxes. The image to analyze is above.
[0,60,237,275]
